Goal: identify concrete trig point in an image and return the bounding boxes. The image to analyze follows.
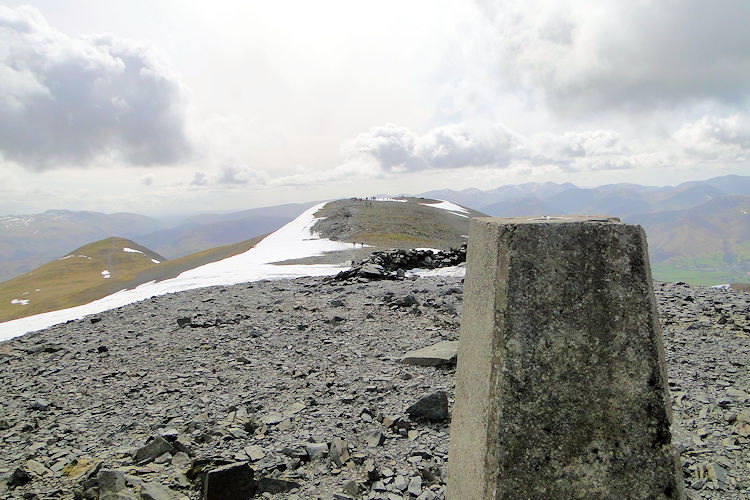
[447,216,685,499]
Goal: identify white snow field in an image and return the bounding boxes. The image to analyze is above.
[419,200,470,216]
[0,203,356,341]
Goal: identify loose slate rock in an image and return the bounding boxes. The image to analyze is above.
[306,442,328,460]
[257,477,301,494]
[203,462,256,500]
[406,391,449,422]
[140,482,177,500]
[400,341,458,366]
[97,469,126,495]
[8,467,31,487]
[134,436,175,464]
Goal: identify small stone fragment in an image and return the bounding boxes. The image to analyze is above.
[140,482,177,500]
[305,442,328,460]
[363,429,384,448]
[30,399,50,411]
[329,438,350,467]
[406,391,449,422]
[408,476,422,496]
[244,445,265,461]
[9,467,32,487]
[257,477,301,494]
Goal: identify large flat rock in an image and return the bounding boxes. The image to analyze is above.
[400,340,458,366]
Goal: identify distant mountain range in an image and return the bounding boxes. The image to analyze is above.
[419,174,750,284]
[1,175,749,289]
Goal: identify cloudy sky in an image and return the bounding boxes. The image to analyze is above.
[1,1,750,216]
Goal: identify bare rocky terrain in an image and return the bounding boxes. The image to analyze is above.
[0,275,748,499]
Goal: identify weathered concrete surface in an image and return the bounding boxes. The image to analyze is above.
[447,216,685,500]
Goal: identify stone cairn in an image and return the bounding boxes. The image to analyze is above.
[447,216,686,499]
[331,244,466,282]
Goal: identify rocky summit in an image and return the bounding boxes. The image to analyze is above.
[0,276,748,499]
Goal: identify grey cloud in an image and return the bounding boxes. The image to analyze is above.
[673,114,750,160]
[190,171,208,186]
[345,123,521,172]
[345,122,634,173]
[140,174,155,186]
[480,0,750,111]
[0,6,192,170]
[216,164,266,186]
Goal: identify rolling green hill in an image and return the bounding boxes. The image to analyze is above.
[0,235,263,323]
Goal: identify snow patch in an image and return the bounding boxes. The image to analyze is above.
[151,259,160,264]
[59,254,93,260]
[406,265,466,278]
[101,270,111,279]
[10,299,30,305]
[0,203,355,341]
[375,197,407,203]
[419,200,470,215]
[123,248,143,254]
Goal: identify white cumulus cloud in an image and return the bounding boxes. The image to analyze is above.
[344,122,523,172]
[673,115,750,161]
[0,5,192,170]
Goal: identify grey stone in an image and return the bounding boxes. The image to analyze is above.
[448,216,685,499]
[400,341,458,366]
[342,480,359,496]
[8,467,31,487]
[361,264,385,277]
[139,482,177,500]
[98,469,126,494]
[407,476,422,496]
[257,477,301,494]
[416,490,435,500]
[244,444,265,461]
[363,429,384,448]
[134,436,175,464]
[305,442,328,460]
[393,475,408,491]
[30,399,50,411]
[406,391,449,422]
[203,462,256,500]
[329,437,349,467]
[168,452,188,468]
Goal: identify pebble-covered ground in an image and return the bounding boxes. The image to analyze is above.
[0,276,747,499]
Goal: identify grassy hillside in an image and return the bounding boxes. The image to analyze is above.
[314,197,482,247]
[0,235,263,323]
